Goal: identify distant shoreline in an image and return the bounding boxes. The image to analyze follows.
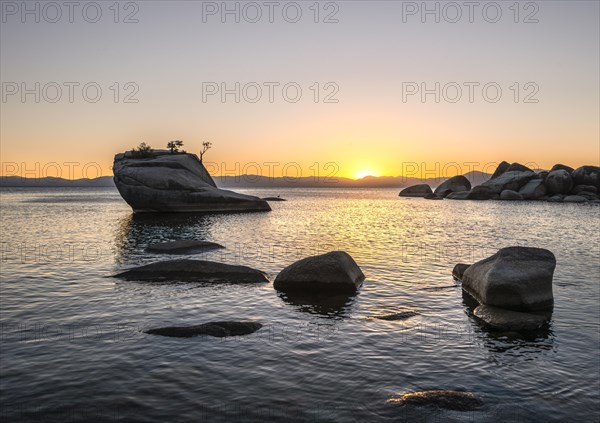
[0,171,492,189]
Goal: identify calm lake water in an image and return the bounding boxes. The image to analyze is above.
[1,187,599,423]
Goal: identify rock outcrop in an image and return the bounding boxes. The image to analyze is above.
[462,247,555,311]
[113,150,270,213]
[490,161,510,179]
[420,162,600,203]
[572,165,600,189]
[113,259,269,283]
[274,251,365,294]
[550,163,574,173]
[434,175,471,197]
[399,184,433,197]
[545,169,573,194]
[518,178,546,200]
[146,321,262,338]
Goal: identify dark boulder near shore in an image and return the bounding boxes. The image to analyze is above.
[146,321,263,338]
[274,251,365,294]
[433,175,471,197]
[399,184,433,197]
[113,259,269,283]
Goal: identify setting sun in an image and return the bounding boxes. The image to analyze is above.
[356,169,379,179]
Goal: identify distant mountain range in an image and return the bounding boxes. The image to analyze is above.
[0,171,492,189]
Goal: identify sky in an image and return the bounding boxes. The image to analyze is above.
[1,0,599,179]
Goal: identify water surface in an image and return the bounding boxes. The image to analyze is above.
[1,187,599,422]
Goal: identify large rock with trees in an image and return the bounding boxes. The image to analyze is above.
[113,143,270,213]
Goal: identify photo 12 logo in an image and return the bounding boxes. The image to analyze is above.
[202,82,339,104]
[402,82,539,104]
[1,82,140,103]
[201,1,339,24]
[401,1,540,24]
[1,1,140,24]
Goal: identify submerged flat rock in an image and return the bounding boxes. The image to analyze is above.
[387,390,483,411]
[113,259,269,283]
[261,197,287,201]
[146,240,225,254]
[146,321,263,338]
[372,311,420,321]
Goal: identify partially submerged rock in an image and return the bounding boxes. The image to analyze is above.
[146,240,225,254]
[424,193,443,200]
[473,305,549,331]
[372,311,419,321]
[564,195,588,203]
[274,251,365,294]
[462,247,555,311]
[146,321,262,338]
[399,184,433,197]
[113,151,271,213]
[113,259,269,283]
[387,390,483,411]
[500,190,523,201]
[445,191,470,200]
[452,263,470,281]
[261,197,287,201]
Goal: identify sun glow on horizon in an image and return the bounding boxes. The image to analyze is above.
[356,169,380,179]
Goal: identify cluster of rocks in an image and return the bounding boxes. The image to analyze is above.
[400,161,600,203]
[454,246,556,331]
[118,238,557,411]
[114,247,366,337]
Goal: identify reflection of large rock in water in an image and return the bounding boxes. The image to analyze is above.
[113,150,270,213]
[277,291,356,317]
